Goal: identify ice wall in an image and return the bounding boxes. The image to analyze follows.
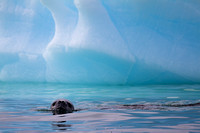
[0,0,200,85]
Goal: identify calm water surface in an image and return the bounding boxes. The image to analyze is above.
[0,83,200,132]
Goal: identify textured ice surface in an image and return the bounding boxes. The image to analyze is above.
[0,0,200,84]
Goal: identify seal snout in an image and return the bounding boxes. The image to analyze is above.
[57,101,66,108]
[51,99,74,115]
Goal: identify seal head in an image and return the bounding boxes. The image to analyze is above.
[51,99,74,115]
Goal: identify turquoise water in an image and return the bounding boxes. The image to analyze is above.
[0,83,200,132]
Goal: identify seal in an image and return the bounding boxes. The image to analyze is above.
[49,99,200,115]
[50,99,74,115]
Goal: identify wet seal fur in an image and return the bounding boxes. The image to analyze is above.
[51,99,74,115]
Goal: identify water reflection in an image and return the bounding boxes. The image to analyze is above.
[0,83,200,132]
[52,121,71,131]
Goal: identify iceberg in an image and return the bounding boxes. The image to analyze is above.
[0,0,200,85]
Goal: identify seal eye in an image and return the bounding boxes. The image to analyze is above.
[52,102,56,106]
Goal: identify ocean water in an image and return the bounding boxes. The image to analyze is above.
[0,83,200,132]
